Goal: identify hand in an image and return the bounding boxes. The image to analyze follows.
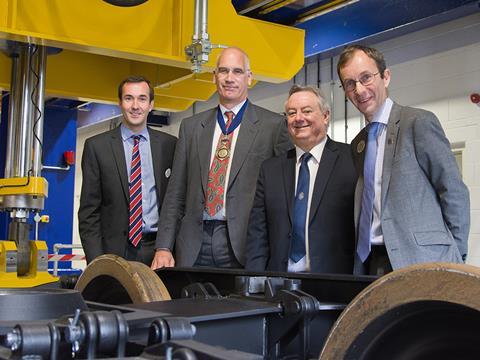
[151,249,175,270]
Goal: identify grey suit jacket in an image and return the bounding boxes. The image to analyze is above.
[79,126,176,263]
[155,102,291,266]
[351,103,470,273]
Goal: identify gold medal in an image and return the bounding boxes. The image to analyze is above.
[216,135,231,160]
[217,148,229,160]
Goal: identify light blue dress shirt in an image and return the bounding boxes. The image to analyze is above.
[121,125,158,233]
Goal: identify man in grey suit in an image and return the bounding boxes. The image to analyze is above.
[79,76,176,265]
[151,47,290,269]
[337,45,470,275]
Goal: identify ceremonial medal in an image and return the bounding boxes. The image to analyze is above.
[217,147,229,160]
[216,136,230,160]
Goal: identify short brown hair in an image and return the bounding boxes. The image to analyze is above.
[118,75,154,101]
[337,45,387,81]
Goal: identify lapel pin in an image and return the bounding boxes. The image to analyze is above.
[357,140,365,153]
[165,168,171,178]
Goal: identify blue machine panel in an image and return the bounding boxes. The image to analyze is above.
[40,107,78,273]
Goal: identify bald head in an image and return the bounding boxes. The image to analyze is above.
[214,47,253,108]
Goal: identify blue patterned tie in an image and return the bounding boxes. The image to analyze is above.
[290,153,312,263]
[357,122,385,262]
[129,135,143,247]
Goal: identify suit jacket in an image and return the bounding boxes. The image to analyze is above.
[155,102,291,266]
[78,126,176,263]
[351,103,470,274]
[245,138,357,274]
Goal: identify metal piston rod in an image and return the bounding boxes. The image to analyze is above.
[1,42,47,275]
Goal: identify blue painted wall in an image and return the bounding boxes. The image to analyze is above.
[0,95,77,272]
[41,107,77,272]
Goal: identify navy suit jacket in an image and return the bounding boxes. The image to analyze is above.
[246,138,357,274]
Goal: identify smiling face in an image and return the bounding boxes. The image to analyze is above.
[214,48,252,108]
[339,50,391,122]
[286,90,329,152]
[119,81,153,133]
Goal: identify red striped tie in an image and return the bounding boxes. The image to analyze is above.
[129,135,143,247]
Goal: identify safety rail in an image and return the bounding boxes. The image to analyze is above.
[49,243,86,276]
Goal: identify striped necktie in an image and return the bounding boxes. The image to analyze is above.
[129,135,143,247]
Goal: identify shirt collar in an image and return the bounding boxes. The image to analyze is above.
[219,99,247,119]
[120,124,150,142]
[370,97,393,125]
[295,136,327,164]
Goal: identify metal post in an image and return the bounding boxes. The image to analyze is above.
[14,44,35,178]
[193,0,208,41]
[5,52,20,178]
[32,45,47,177]
[330,57,335,139]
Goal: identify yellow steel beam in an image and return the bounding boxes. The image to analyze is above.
[0,177,48,197]
[0,0,304,112]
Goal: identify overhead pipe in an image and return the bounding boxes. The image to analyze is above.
[193,0,208,43]
[185,0,227,73]
[185,0,210,73]
[329,57,335,139]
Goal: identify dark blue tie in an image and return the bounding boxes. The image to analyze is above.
[290,153,312,263]
[357,122,385,262]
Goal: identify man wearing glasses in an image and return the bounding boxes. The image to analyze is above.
[151,47,290,269]
[337,44,469,276]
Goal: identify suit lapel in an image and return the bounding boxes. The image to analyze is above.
[197,109,217,194]
[353,128,367,175]
[283,149,296,224]
[148,128,164,197]
[309,138,338,223]
[227,103,259,189]
[381,103,401,209]
[110,126,129,202]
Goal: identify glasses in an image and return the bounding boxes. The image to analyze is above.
[342,72,380,92]
[215,67,249,77]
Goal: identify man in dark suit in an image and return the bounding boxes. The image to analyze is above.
[151,47,291,269]
[246,85,357,274]
[337,45,469,275]
[79,76,176,265]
